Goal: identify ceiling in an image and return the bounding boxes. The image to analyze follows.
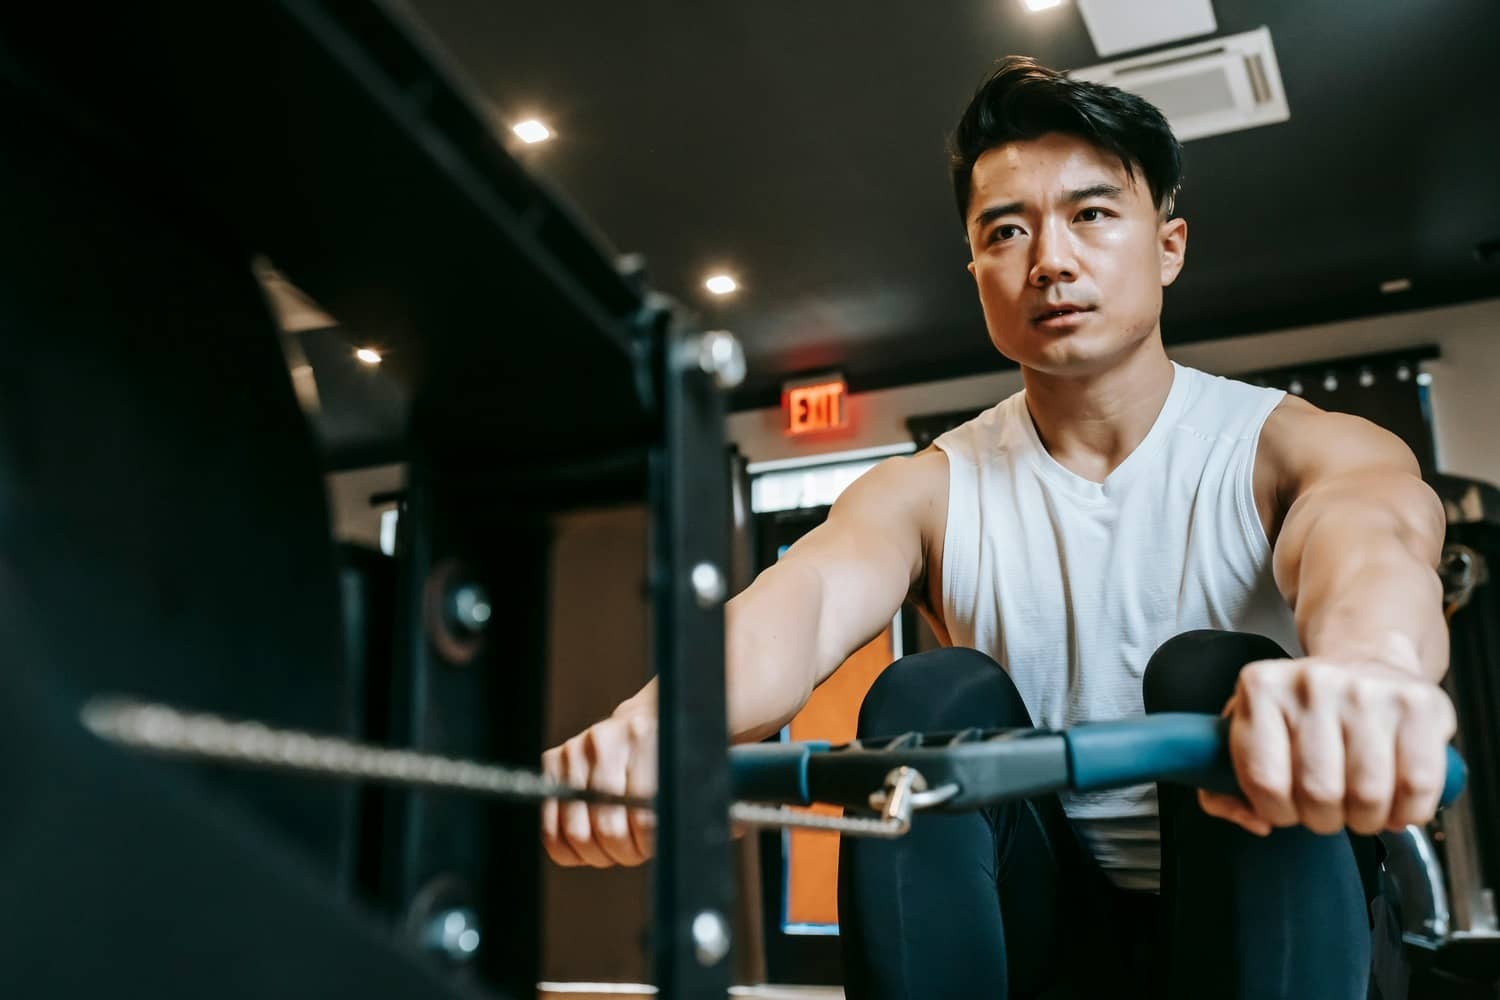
[391,0,1500,408]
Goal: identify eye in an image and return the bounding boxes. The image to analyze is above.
[1076,207,1110,223]
[989,223,1024,243]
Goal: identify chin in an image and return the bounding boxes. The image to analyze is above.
[993,330,1118,376]
[996,319,1159,377]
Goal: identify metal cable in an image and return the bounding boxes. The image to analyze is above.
[81,696,646,808]
[730,802,910,838]
[80,696,939,838]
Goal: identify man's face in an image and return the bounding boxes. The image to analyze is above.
[965,132,1186,376]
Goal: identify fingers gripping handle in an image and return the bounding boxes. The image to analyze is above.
[1066,713,1467,808]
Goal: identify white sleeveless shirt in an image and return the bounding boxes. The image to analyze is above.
[932,363,1300,891]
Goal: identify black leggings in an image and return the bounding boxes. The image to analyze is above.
[837,631,1396,1000]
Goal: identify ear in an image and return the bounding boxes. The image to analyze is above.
[966,259,978,280]
[1159,216,1187,287]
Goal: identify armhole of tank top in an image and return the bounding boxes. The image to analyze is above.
[1237,388,1288,560]
[932,436,972,638]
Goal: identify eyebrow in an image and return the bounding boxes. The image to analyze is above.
[971,183,1128,230]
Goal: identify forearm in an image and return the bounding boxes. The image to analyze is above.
[723,559,828,742]
[611,559,828,744]
[1284,507,1447,681]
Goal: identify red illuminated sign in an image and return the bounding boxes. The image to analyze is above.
[784,375,848,436]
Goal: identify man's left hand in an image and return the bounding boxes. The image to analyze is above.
[1198,653,1457,836]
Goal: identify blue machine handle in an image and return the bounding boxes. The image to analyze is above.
[727,716,1466,811]
[729,740,828,806]
[1067,713,1467,808]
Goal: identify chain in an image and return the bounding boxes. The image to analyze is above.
[81,696,946,838]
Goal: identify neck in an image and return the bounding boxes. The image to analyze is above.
[1021,332,1175,483]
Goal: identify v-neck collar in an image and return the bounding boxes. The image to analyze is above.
[1013,362,1190,503]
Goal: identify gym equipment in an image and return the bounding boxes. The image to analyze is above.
[1379,481,1500,985]
[0,2,739,997]
[733,714,1467,815]
[86,696,1467,840]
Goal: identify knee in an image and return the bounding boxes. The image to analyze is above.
[1143,630,1289,715]
[857,648,1032,740]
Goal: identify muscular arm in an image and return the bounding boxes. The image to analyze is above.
[1205,397,1456,837]
[614,448,948,742]
[1268,399,1448,679]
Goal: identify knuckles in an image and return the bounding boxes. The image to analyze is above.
[1345,775,1390,811]
[1293,661,1356,708]
[1294,775,1343,809]
[1394,770,1440,803]
[1239,766,1292,805]
[1236,661,1280,701]
[1343,676,1383,713]
[626,714,655,741]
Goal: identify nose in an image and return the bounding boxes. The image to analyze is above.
[1028,216,1078,288]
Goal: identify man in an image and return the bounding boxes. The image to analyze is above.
[542,57,1455,999]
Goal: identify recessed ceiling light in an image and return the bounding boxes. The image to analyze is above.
[512,119,553,145]
[1416,371,1433,387]
[1023,0,1065,10]
[1380,277,1412,294]
[356,348,383,366]
[705,274,739,296]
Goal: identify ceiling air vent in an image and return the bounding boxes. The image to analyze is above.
[1068,27,1290,142]
[1077,0,1217,59]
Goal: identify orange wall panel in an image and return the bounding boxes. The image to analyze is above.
[783,626,895,927]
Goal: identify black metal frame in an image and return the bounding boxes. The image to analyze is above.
[647,323,737,997]
[382,444,554,996]
[372,318,739,999]
[1,3,745,997]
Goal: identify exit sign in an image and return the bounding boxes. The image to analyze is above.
[783,374,848,436]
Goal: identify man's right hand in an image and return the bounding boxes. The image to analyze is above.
[541,710,658,868]
[538,449,946,868]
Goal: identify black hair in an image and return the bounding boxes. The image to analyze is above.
[949,56,1183,228]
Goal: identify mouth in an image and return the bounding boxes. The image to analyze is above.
[1032,305,1095,327]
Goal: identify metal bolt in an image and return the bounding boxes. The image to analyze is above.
[691,909,731,967]
[422,906,482,963]
[696,330,746,390]
[616,252,649,292]
[448,583,492,634]
[690,562,727,608]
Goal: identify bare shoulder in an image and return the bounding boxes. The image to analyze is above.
[831,446,949,529]
[1258,394,1418,485]
[1255,394,1424,542]
[827,446,950,608]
